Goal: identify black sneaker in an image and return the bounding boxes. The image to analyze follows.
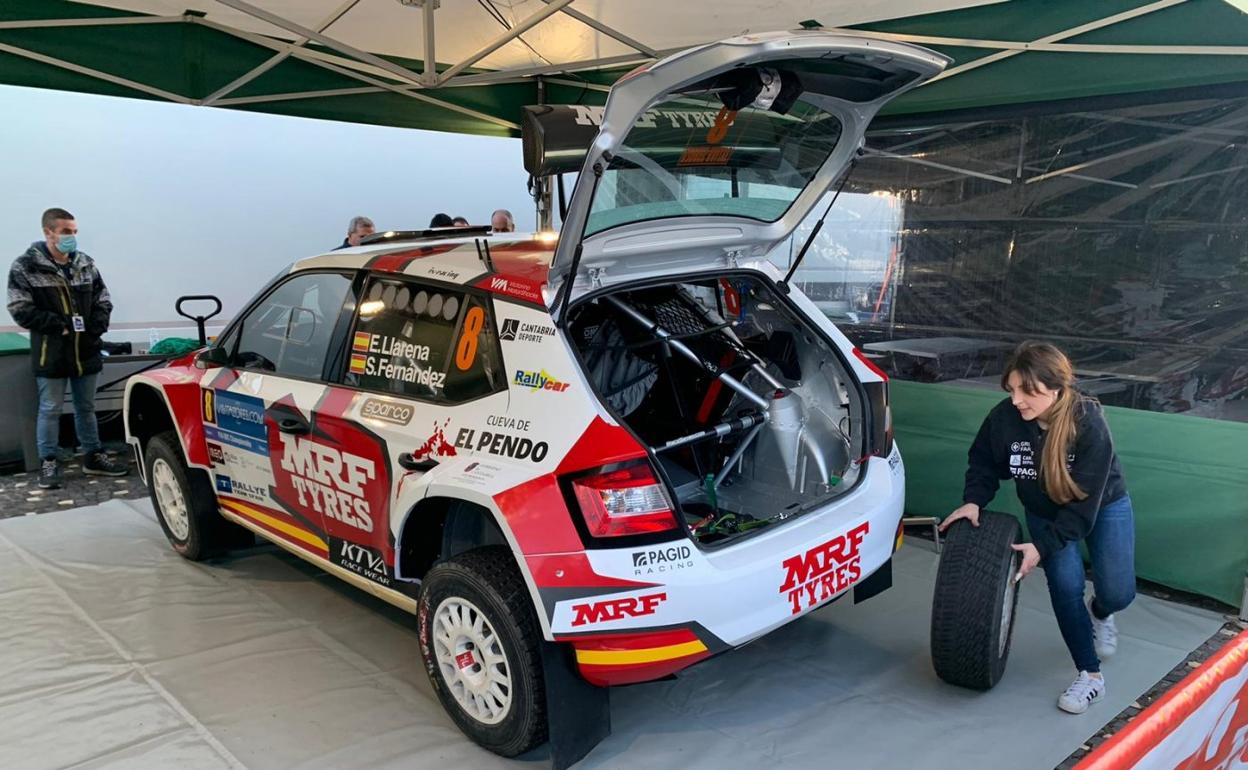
[38,457,62,489]
[83,450,129,477]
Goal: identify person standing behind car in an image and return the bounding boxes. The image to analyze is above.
[491,208,515,232]
[939,341,1133,715]
[7,208,129,489]
[335,215,374,250]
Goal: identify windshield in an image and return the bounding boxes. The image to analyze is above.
[586,91,844,236]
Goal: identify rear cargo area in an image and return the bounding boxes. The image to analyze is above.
[568,273,868,546]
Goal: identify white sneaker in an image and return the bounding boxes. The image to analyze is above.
[1088,596,1118,658]
[1058,671,1106,714]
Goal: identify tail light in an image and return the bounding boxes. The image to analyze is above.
[571,464,677,538]
[852,348,894,458]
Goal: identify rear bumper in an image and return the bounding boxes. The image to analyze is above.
[543,452,905,685]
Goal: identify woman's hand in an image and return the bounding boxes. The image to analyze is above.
[1011,543,1041,582]
[938,503,980,533]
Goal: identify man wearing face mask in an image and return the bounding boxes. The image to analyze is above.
[7,208,129,489]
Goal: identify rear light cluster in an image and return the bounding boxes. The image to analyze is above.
[571,464,677,538]
[852,348,894,458]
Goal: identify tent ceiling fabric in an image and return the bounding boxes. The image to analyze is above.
[3,0,1248,137]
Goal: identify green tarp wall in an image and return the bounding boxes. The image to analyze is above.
[893,380,1248,607]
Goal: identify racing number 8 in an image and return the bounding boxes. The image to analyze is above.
[455,306,485,371]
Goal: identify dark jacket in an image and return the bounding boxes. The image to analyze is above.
[7,242,113,378]
[962,396,1127,559]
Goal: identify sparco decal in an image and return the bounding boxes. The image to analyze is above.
[453,427,549,462]
[331,537,392,587]
[779,522,869,615]
[632,545,694,575]
[360,397,414,426]
[513,368,570,393]
[571,592,667,627]
[275,432,377,532]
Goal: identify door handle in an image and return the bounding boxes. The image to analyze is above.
[276,416,310,435]
[398,452,438,472]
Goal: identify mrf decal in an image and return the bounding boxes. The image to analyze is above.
[779,522,869,615]
[570,592,667,627]
[266,392,394,569]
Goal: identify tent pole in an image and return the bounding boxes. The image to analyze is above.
[535,77,555,231]
[202,0,360,106]
[422,0,437,87]
[212,0,426,87]
[438,0,574,85]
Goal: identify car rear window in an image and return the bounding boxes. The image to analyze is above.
[343,276,504,403]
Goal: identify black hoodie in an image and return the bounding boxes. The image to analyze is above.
[962,396,1128,559]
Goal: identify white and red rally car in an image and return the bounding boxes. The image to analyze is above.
[126,31,973,761]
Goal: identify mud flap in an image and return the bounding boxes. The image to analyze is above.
[854,557,892,604]
[540,640,610,770]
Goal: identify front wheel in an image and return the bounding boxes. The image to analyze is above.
[145,431,249,560]
[930,510,1022,690]
[418,547,547,756]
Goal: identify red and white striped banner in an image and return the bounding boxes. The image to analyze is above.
[1077,630,1248,770]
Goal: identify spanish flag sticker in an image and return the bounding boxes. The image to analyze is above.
[349,354,368,374]
[352,331,371,352]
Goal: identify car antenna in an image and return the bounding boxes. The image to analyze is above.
[779,160,856,293]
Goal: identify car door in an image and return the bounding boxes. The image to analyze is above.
[201,269,357,562]
[323,273,508,587]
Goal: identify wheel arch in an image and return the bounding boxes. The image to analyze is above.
[395,491,554,641]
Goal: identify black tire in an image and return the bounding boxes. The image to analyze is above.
[418,546,547,756]
[931,510,1022,690]
[144,431,250,561]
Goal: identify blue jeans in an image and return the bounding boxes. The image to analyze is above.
[1027,495,1136,674]
[36,374,101,460]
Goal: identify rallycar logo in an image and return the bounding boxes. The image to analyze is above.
[513,368,570,392]
[571,592,667,627]
[277,433,377,532]
[779,522,869,615]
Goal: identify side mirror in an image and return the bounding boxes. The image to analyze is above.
[194,346,232,370]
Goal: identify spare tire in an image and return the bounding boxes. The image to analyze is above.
[931,510,1022,690]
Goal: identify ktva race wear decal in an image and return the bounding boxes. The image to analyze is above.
[779,522,869,615]
[350,331,446,390]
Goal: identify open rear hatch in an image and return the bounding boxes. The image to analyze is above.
[545,31,942,545]
[536,29,948,307]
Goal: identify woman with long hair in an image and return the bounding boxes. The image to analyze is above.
[939,341,1135,714]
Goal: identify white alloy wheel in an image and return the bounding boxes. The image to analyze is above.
[432,597,513,725]
[151,457,190,541]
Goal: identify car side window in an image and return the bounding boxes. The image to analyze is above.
[343,276,503,403]
[229,272,353,379]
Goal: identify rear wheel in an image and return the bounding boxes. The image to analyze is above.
[930,510,1022,689]
[145,431,250,560]
[418,547,547,756]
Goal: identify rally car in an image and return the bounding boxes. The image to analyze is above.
[126,30,1013,762]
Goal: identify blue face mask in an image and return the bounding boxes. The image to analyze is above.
[55,234,77,254]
